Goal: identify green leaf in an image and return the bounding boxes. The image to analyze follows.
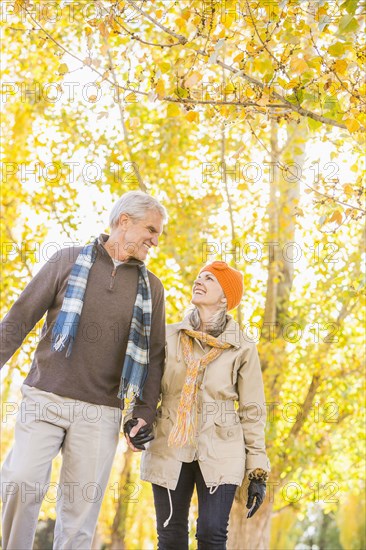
[307,117,323,131]
[175,86,189,99]
[328,42,346,56]
[338,15,359,33]
[341,0,358,15]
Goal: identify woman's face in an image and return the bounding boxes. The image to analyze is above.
[191,271,226,309]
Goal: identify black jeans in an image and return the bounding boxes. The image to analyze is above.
[152,461,237,550]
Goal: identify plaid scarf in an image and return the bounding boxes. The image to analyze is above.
[168,329,232,447]
[51,239,152,401]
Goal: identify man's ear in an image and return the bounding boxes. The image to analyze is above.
[118,213,130,229]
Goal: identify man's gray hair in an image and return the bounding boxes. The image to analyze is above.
[109,190,168,228]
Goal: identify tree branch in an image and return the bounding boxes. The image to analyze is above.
[246,120,365,214]
[106,45,147,192]
[125,0,350,129]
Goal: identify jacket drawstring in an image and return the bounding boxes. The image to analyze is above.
[176,332,182,362]
[163,487,173,528]
[209,475,223,495]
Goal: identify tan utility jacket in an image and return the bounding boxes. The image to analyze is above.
[139,315,271,490]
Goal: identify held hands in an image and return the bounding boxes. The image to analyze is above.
[124,418,154,452]
[246,479,266,518]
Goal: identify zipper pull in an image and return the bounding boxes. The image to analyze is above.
[109,267,117,290]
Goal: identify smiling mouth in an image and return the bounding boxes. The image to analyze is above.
[193,288,206,295]
[143,243,151,250]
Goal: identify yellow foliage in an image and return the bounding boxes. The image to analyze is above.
[57,63,69,75]
[337,490,366,550]
[344,118,361,133]
[333,59,348,74]
[175,17,186,31]
[270,508,299,550]
[155,78,166,99]
[290,58,309,73]
[185,110,199,122]
[167,103,181,117]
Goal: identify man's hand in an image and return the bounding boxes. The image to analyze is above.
[246,479,266,518]
[123,418,154,452]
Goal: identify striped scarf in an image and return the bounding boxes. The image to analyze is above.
[168,329,232,447]
[51,239,152,401]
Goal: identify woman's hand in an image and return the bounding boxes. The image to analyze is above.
[246,479,266,518]
[124,418,154,452]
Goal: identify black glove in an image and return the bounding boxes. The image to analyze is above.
[246,479,266,518]
[123,418,154,450]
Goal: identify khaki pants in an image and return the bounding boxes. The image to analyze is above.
[1,384,122,549]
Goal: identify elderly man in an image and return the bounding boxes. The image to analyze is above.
[0,191,167,549]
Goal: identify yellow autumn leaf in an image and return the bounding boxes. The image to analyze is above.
[233,52,244,63]
[185,111,199,122]
[334,59,348,74]
[99,22,109,38]
[306,56,322,69]
[58,63,69,75]
[344,118,361,133]
[159,62,171,74]
[223,83,236,94]
[155,78,166,99]
[359,84,366,96]
[291,58,309,73]
[175,17,186,30]
[167,103,181,117]
[125,92,137,103]
[185,72,202,87]
[222,15,235,29]
[329,210,343,224]
[343,184,353,196]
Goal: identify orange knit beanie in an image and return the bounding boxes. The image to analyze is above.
[199,261,244,311]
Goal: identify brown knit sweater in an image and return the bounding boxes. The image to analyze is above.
[0,234,166,425]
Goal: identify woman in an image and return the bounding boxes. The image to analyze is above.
[128,261,270,549]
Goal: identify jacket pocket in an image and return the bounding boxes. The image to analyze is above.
[212,417,245,459]
[153,406,172,439]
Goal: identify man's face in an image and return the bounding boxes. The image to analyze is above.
[121,210,164,261]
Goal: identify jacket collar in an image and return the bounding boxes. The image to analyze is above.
[176,314,242,349]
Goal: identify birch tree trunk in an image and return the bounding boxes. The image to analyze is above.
[228,119,304,548]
